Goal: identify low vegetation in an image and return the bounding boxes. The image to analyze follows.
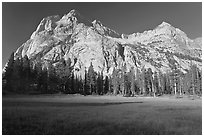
[2,95,202,135]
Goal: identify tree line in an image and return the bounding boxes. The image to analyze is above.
[2,52,202,96]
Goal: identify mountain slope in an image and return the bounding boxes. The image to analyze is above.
[11,9,202,77]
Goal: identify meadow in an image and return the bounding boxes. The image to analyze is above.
[2,94,202,135]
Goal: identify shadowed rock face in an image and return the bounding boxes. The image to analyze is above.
[12,9,201,77]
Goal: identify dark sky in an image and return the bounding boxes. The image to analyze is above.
[2,2,202,67]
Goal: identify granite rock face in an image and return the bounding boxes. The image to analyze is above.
[12,9,202,77]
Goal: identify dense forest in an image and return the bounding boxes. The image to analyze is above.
[2,52,202,96]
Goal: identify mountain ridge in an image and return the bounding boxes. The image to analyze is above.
[4,9,202,77]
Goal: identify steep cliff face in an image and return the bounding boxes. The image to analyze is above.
[12,9,202,77]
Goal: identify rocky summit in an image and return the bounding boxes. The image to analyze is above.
[12,9,202,77]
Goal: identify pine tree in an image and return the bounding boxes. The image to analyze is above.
[178,71,184,96]
[55,58,72,93]
[21,55,31,91]
[154,71,161,97]
[11,57,23,92]
[35,62,44,92]
[147,68,154,96]
[189,64,200,97]
[74,75,79,94]
[47,64,59,93]
[96,72,103,95]
[100,71,104,94]
[88,62,96,94]
[143,69,151,95]
[120,65,127,95]
[130,68,136,96]
[141,68,146,95]
[70,72,75,93]
[136,69,142,95]
[180,76,185,96]
[104,76,109,94]
[183,72,191,95]
[112,68,119,95]
[3,52,15,91]
[158,71,164,95]
[165,72,172,94]
[136,69,141,95]
[83,69,89,95]
[78,75,83,94]
[170,62,179,96]
[196,70,202,96]
[123,72,131,96]
[41,67,48,93]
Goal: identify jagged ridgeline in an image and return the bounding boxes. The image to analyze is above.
[3,9,202,95]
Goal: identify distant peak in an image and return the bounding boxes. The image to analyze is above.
[92,20,103,25]
[65,9,81,18]
[60,9,93,27]
[69,9,80,15]
[158,21,172,27]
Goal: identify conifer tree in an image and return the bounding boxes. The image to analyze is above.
[100,71,104,94]
[134,68,139,95]
[130,68,136,96]
[47,64,59,93]
[21,55,31,91]
[41,67,48,93]
[96,72,103,95]
[3,52,15,91]
[144,69,151,95]
[183,71,191,95]
[35,62,44,92]
[196,70,202,96]
[141,68,146,95]
[158,71,164,95]
[88,62,96,94]
[165,72,172,94]
[55,58,72,93]
[112,68,119,95]
[78,75,83,94]
[12,57,23,92]
[136,69,143,95]
[104,76,109,94]
[147,68,154,96]
[70,72,75,93]
[83,69,89,95]
[123,72,130,96]
[170,61,179,95]
[189,64,200,97]
[153,71,159,97]
[74,75,79,94]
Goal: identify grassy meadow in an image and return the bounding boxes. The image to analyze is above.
[2,94,202,135]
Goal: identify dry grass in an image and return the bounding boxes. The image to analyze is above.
[2,95,202,135]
